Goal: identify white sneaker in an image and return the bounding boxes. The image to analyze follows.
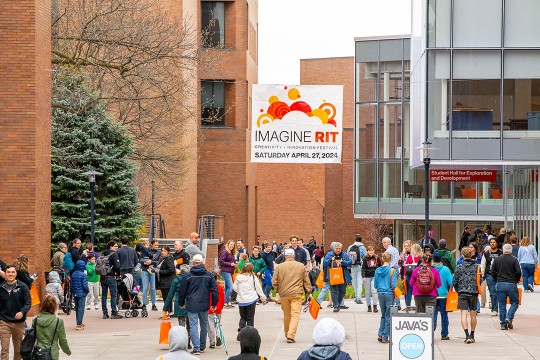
[491,311,498,316]
[95,306,99,310]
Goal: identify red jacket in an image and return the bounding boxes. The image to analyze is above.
[209,284,225,315]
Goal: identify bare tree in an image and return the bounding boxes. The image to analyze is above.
[51,0,213,192]
[362,212,392,256]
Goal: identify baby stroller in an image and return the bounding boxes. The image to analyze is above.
[117,273,148,318]
[46,268,73,315]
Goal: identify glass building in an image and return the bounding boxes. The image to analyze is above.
[354,0,540,248]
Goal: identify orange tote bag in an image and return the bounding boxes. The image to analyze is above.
[446,287,458,312]
[329,262,344,285]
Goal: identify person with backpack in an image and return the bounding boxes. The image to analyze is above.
[453,247,480,343]
[347,234,366,305]
[32,295,71,359]
[409,253,441,314]
[99,240,123,320]
[404,244,422,312]
[71,260,89,330]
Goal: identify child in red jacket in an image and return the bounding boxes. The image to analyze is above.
[208,273,225,348]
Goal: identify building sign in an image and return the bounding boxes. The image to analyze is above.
[390,311,434,360]
[251,84,343,163]
[430,170,497,182]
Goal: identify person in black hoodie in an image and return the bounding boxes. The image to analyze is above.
[156,246,176,315]
[228,326,267,360]
[361,246,381,313]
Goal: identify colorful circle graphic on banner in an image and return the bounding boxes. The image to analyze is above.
[399,334,425,359]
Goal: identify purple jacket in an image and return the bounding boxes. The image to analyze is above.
[410,264,442,297]
[219,249,236,274]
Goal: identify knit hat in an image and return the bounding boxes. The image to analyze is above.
[432,252,442,263]
[312,318,346,347]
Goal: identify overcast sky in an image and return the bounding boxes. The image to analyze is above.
[258,0,411,84]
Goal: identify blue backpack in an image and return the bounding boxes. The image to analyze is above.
[62,252,74,272]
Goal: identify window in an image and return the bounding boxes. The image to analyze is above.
[201,2,225,48]
[201,81,225,126]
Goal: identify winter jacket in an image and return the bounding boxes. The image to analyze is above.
[45,271,64,305]
[410,264,441,297]
[172,249,190,267]
[50,251,65,269]
[297,346,352,360]
[70,261,89,298]
[155,325,198,360]
[323,251,352,284]
[433,263,453,298]
[374,265,397,295]
[116,245,138,271]
[453,259,479,294]
[219,250,237,274]
[260,250,275,271]
[361,255,381,278]
[228,326,267,360]
[292,246,307,265]
[16,270,33,289]
[85,262,99,283]
[163,274,188,318]
[34,312,71,359]
[0,280,31,322]
[140,246,160,271]
[233,273,266,306]
[272,259,312,298]
[157,256,176,290]
[434,248,456,273]
[248,255,267,276]
[177,265,218,314]
[209,284,225,315]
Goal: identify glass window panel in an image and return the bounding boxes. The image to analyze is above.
[403,39,411,61]
[380,39,403,62]
[504,0,540,47]
[201,2,225,49]
[378,104,402,159]
[453,182,477,202]
[201,81,225,126]
[503,79,540,131]
[504,51,540,79]
[428,0,451,48]
[427,51,450,137]
[357,104,376,159]
[379,161,401,199]
[451,79,501,131]
[357,62,377,103]
[355,41,379,62]
[379,61,404,102]
[356,161,377,201]
[453,0,502,47]
[403,161,426,199]
[453,50,501,80]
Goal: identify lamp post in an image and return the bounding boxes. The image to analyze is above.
[82,168,103,245]
[421,142,432,243]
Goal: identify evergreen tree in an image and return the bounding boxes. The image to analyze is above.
[52,69,143,248]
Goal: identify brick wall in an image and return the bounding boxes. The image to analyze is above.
[0,0,52,303]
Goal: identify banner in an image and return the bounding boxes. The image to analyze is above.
[251,84,343,163]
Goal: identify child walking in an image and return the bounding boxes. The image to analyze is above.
[362,246,381,313]
[232,262,266,336]
[208,274,225,348]
[85,254,100,310]
[374,252,398,343]
[71,260,89,330]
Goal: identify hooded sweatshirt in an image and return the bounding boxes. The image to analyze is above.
[297,346,352,360]
[155,326,197,360]
[70,260,89,298]
[228,326,267,360]
[433,263,453,298]
[233,273,266,306]
[45,271,64,305]
[374,265,397,294]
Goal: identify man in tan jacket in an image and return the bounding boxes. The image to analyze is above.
[272,248,312,343]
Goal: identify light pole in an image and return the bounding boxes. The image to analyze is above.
[421,142,432,243]
[82,168,103,245]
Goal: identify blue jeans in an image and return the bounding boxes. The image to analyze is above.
[188,311,209,352]
[433,298,449,337]
[74,296,86,325]
[378,293,393,340]
[141,271,156,306]
[263,284,272,299]
[351,265,363,301]
[363,277,377,306]
[485,274,498,312]
[496,282,519,327]
[405,275,413,307]
[317,282,344,306]
[101,276,118,316]
[222,271,234,304]
[521,263,535,291]
[330,283,346,308]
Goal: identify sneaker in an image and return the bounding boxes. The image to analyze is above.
[501,326,508,330]
[326,304,334,308]
[76,324,84,331]
[469,336,475,343]
[286,338,295,343]
[200,348,205,353]
[151,305,158,311]
[86,306,91,310]
[94,306,99,310]
[441,336,450,340]
[377,336,382,342]
[506,319,513,329]
[381,339,390,344]
[209,343,215,349]
[491,311,498,316]
[111,314,124,319]
[465,337,473,343]
[339,305,349,309]
[373,305,378,313]
[103,314,110,319]
[190,350,201,355]
[216,337,222,347]
[464,336,469,343]
[528,284,534,292]
[333,307,340,312]
[356,299,363,304]
[367,305,372,312]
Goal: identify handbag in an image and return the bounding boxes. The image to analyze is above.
[315,270,325,289]
[329,261,345,285]
[33,318,59,360]
[19,324,36,360]
[307,296,320,320]
[535,264,540,286]
[446,287,458,312]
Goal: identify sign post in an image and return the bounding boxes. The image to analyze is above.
[390,306,434,360]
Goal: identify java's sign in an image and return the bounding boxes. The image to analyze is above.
[251,85,343,164]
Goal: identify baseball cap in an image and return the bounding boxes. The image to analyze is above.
[284,249,295,256]
[193,254,204,263]
[488,235,497,240]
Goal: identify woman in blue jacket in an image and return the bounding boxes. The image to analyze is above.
[323,242,352,313]
[374,252,398,343]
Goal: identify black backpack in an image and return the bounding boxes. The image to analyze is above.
[348,245,361,266]
[20,321,36,360]
[95,254,113,276]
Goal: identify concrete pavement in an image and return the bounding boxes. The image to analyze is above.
[16,288,540,359]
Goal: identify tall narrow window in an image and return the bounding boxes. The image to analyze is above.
[202,2,225,48]
[201,81,225,126]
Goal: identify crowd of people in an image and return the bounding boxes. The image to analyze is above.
[0,225,537,359]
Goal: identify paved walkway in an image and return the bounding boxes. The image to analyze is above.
[17,288,540,359]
